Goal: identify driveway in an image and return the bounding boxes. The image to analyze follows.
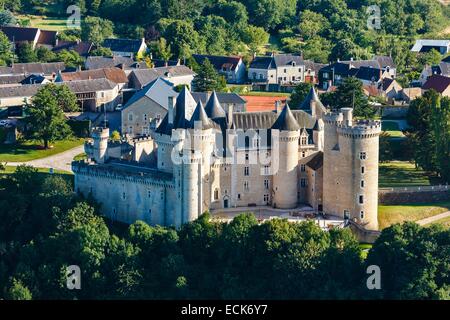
[7,145,85,172]
[416,211,450,226]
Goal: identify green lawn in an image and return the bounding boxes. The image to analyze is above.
[379,161,441,188]
[430,216,450,229]
[0,138,84,162]
[382,121,405,138]
[378,201,450,229]
[17,15,71,31]
[73,153,87,161]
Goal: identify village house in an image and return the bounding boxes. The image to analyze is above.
[248,53,323,91]
[102,38,148,58]
[56,67,129,90]
[127,66,195,90]
[0,79,121,115]
[411,39,450,55]
[419,61,450,84]
[0,26,58,49]
[0,62,66,79]
[423,74,450,97]
[52,40,95,57]
[192,54,246,84]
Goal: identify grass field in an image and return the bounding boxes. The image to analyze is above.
[379,161,441,188]
[430,216,450,228]
[1,165,73,185]
[0,138,84,162]
[17,15,70,31]
[378,201,450,229]
[381,121,405,138]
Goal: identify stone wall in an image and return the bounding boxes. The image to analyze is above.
[379,189,450,205]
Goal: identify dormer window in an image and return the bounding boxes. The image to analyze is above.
[301,136,308,145]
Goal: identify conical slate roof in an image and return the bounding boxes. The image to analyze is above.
[299,87,325,111]
[189,101,215,130]
[174,86,196,129]
[205,91,226,119]
[271,103,300,131]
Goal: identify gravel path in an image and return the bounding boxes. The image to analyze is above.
[416,211,450,226]
[6,145,85,172]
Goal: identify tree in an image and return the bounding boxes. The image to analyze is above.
[159,19,205,59]
[208,0,248,28]
[242,25,269,55]
[379,132,393,163]
[418,49,442,67]
[0,30,12,65]
[334,77,376,118]
[36,46,57,62]
[157,37,172,63]
[6,279,32,300]
[81,16,114,45]
[298,10,329,40]
[56,49,83,68]
[289,83,313,109]
[0,9,16,26]
[90,46,113,57]
[192,58,226,92]
[110,130,121,141]
[25,84,75,149]
[16,42,38,63]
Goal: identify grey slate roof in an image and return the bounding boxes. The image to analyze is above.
[103,38,144,53]
[249,56,275,69]
[189,101,217,130]
[123,77,175,110]
[341,60,381,69]
[0,74,27,85]
[130,66,195,87]
[0,79,117,98]
[173,86,194,129]
[191,92,246,105]
[299,87,326,111]
[306,151,323,170]
[85,56,148,70]
[273,54,304,67]
[271,104,301,131]
[192,54,242,71]
[374,55,396,69]
[355,66,382,82]
[0,62,66,75]
[204,91,226,119]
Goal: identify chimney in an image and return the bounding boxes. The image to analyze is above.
[227,104,234,125]
[275,100,282,114]
[168,96,174,125]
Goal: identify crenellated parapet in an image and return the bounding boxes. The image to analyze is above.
[337,121,381,139]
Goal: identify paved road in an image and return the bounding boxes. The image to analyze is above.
[416,211,450,226]
[7,145,85,172]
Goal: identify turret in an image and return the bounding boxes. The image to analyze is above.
[271,104,300,209]
[91,127,109,164]
[313,118,324,151]
[181,150,202,224]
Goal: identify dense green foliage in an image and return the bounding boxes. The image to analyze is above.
[0,165,448,300]
[192,58,227,92]
[407,90,450,183]
[8,0,448,68]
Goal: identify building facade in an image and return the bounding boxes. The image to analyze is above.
[73,87,381,231]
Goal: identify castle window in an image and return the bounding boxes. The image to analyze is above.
[359,195,364,204]
[214,189,219,200]
[360,211,364,219]
[360,152,367,160]
[245,153,249,161]
[301,179,307,188]
[301,164,306,172]
[302,151,306,158]
[161,162,164,167]
[361,166,365,174]
[237,193,241,200]
[344,210,350,220]
[264,194,269,202]
[122,192,126,200]
[142,126,149,135]
[244,166,250,176]
[361,180,365,188]
[244,181,249,191]
[301,136,308,145]
[144,114,148,122]
[161,192,164,200]
[128,113,133,122]
[264,179,269,190]
[148,190,152,198]
[263,165,270,175]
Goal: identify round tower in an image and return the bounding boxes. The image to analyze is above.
[337,120,381,230]
[271,104,300,209]
[92,127,109,164]
[181,150,202,224]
